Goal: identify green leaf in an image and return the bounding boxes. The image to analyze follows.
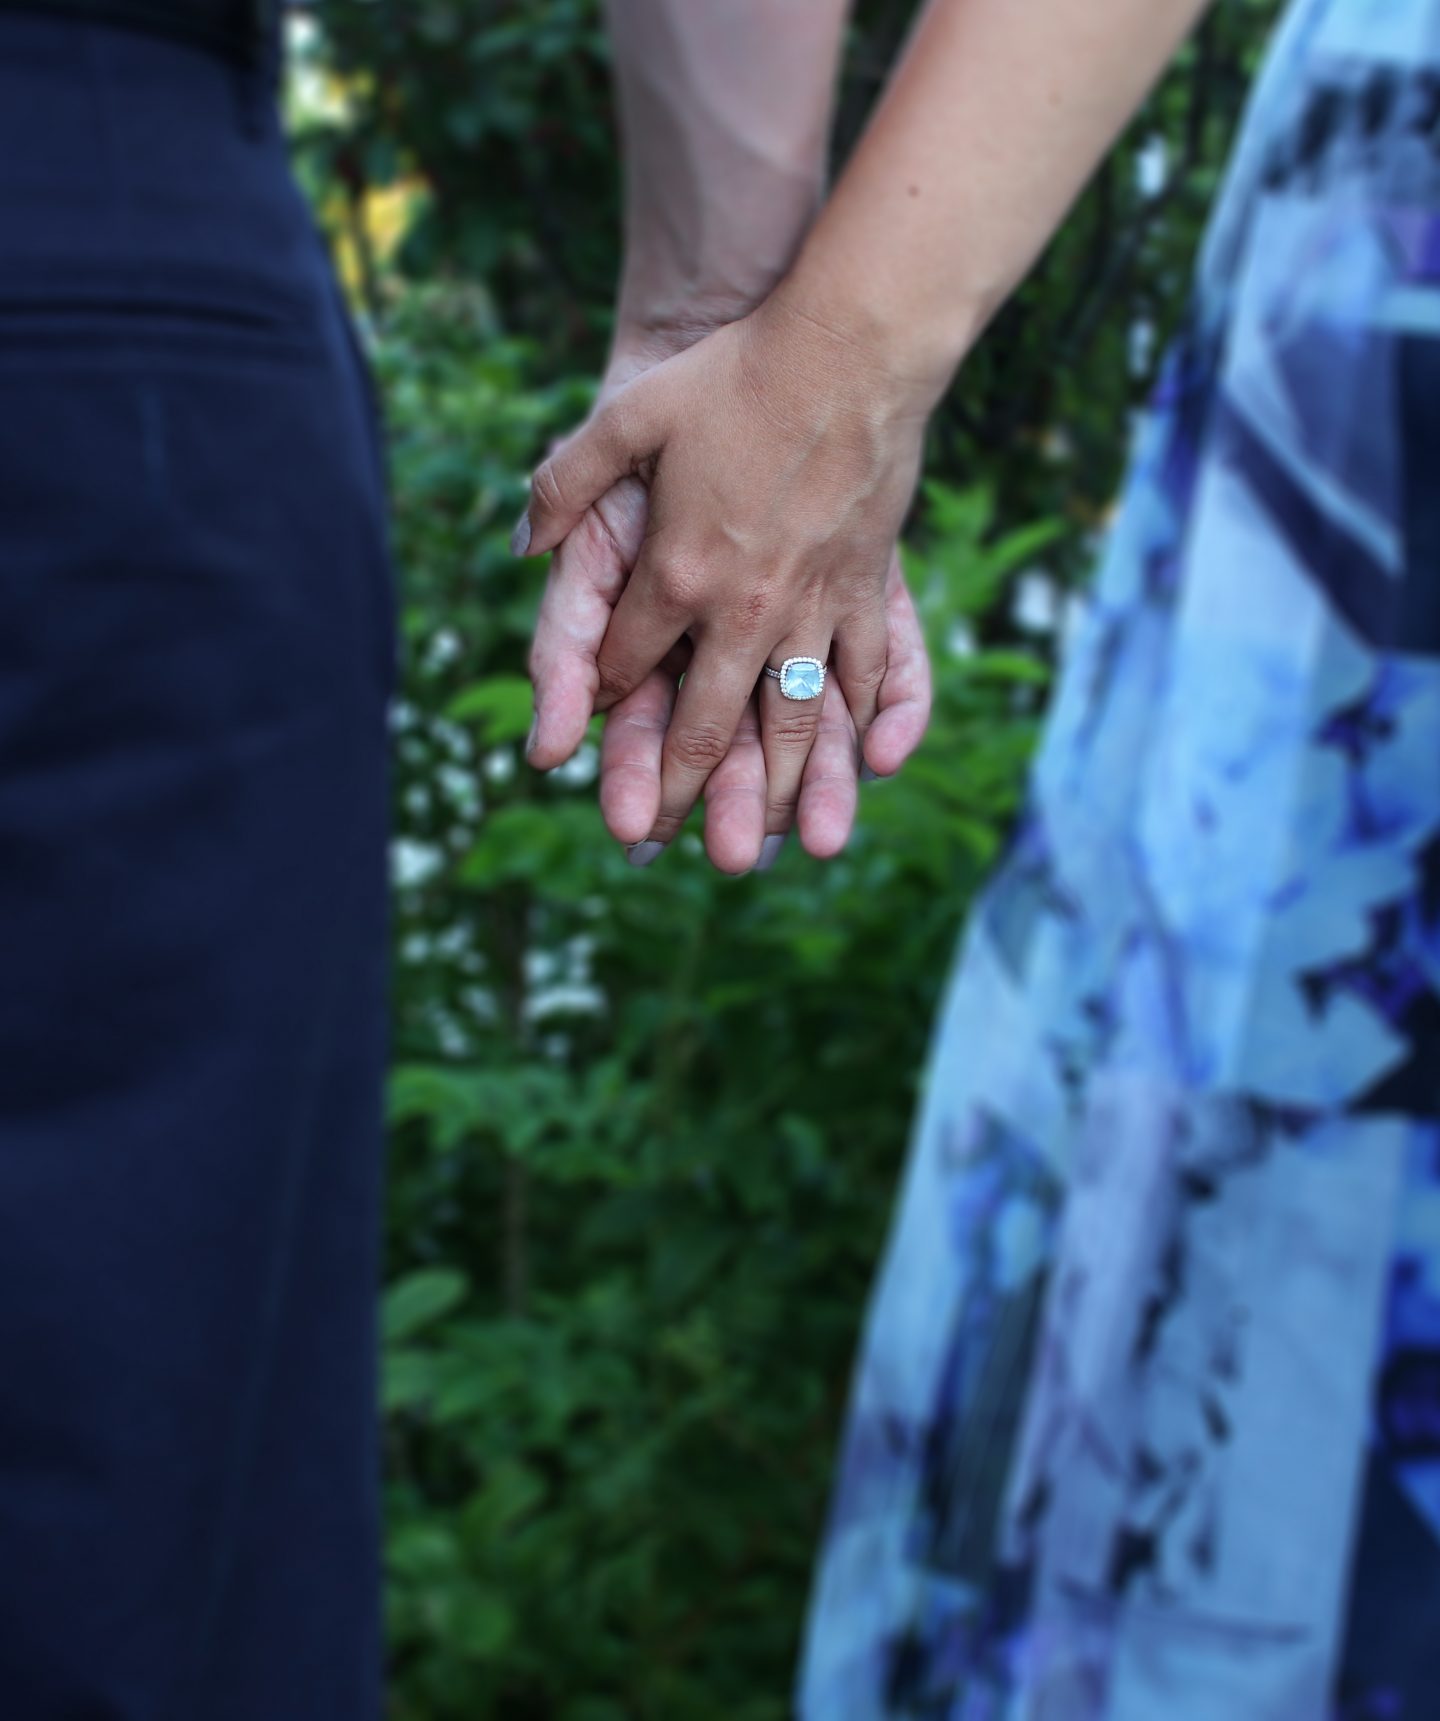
[445,674,535,742]
[437,1584,515,1661]
[382,1349,437,1413]
[383,1268,468,1343]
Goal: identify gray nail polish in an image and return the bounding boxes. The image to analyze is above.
[860,763,881,783]
[627,840,667,868]
[755,833,786,873]
[510,511,532,557]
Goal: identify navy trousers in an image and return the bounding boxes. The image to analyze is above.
[0,14,393,1718]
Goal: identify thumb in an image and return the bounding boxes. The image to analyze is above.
[513,393,661,558]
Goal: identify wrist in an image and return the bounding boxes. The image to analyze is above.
[607,176,826,389]
[606,285,765,389]
[769,245,995,419]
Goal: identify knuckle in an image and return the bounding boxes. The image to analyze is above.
[844,656,887,699]
[804,766,857,793]
[666,722,733,775]
[598,396,638,453]
[594,657,634,707]
[650,556,705,615]
[530,459,568,518]
[609,706,668,740]
[767,713,820,751]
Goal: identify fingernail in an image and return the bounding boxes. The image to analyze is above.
[859,763,880,784]
[627,841,666,868]
[510,511,532,557]
[755,833,786,873]
[525,714,540,760]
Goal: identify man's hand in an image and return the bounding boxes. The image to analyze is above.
[596,550,931,873]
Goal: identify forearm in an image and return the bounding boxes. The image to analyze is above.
[777,0,1214,406]
[603,0,851,371]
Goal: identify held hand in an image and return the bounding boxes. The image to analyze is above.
[599,549,931,872]
[524,315,727,775]
[527,469,932,870]
[516,294,931,848]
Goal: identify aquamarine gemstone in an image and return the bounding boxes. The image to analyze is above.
[780,658,825,700]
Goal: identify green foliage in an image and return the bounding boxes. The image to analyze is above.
[295,4,1281,1712]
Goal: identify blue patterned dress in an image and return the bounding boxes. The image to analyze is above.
[801,4,1440,1716]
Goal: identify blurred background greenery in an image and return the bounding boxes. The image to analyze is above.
[290,3,1280,1714]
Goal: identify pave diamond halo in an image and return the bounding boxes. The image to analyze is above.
[763,656,827,701]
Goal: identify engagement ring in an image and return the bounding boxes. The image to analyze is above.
[763,656,827,701]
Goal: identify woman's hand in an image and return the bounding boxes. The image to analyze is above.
[516,292,932,850]
[525,437,932,873]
